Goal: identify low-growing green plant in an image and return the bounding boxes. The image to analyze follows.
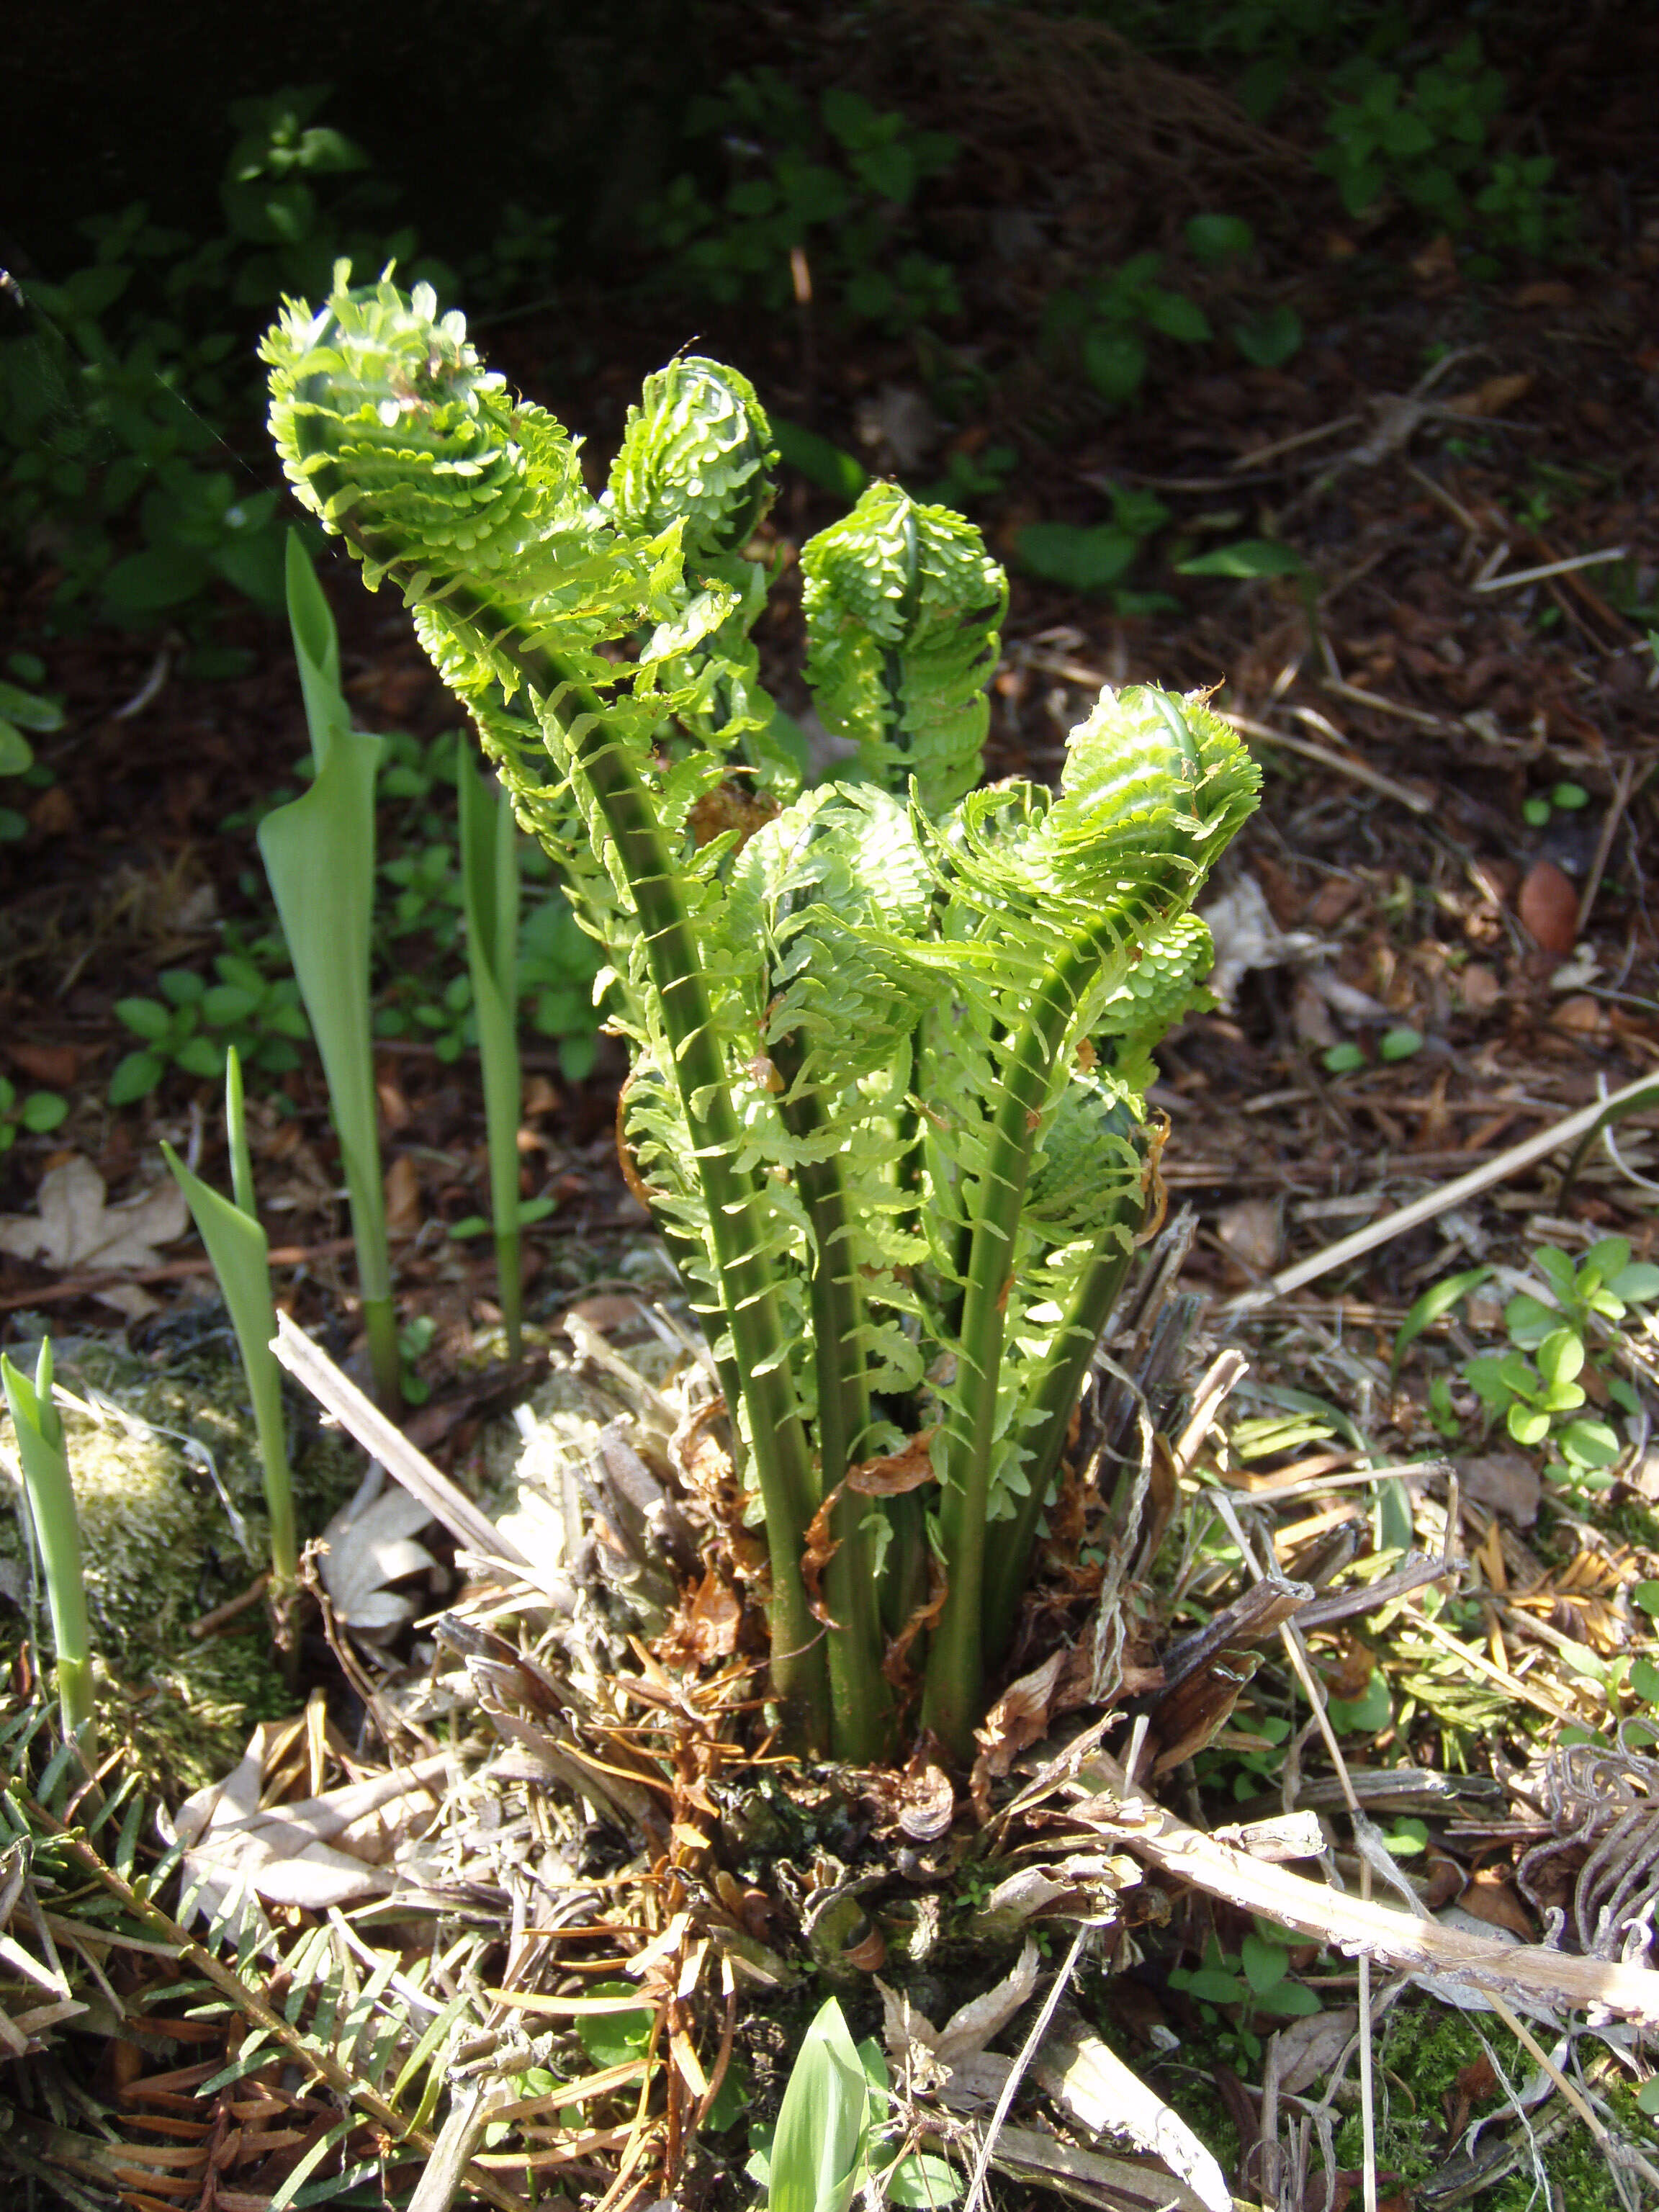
[0,662,64,841]
[0,88,451,631]
[1399,1238,1659,1490]
[642,71,960,333]
[1,1339,95,1761]
[161,1048,297,1595]
[1318,33,1576,256]
[1167,1924,1321,2066]
[261,270,1259,1761]
[516,891,604,1079]
[1523,778,1589,830]
[1045,254,1211,410]
[1017,485,1174,607]
[0,1078,68,1151]
[109,953,310,1105]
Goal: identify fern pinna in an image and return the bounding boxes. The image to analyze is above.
[262,267,1259,1763]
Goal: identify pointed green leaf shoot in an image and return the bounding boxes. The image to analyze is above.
[1,1340,96,1756]
[259,542,395,1403]
[161,1052,295,1587]
[457,742,526,1354]
[766,1997,871,2212]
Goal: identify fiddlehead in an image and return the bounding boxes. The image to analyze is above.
[801,482,1007,817]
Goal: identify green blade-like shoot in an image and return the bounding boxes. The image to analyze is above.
[765,1997,871,2212]
[1,1341,95,1759]
[260,541,397,1405]
[161,1052,296,1590]
[457,742,525,1355]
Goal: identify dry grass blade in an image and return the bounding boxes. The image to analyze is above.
[271,1310,531,1571]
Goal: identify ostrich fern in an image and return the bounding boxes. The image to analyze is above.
[261,268,1259,1762]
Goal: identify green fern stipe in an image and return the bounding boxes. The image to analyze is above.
[262,267,1260,1764]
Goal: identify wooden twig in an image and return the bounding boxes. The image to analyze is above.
[1226,1070,1659,1310]
[1073,1763,1659,2027]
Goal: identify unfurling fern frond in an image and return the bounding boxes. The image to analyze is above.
[801,481,1007,815]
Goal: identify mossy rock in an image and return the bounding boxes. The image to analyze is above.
[0,1317,361,1797]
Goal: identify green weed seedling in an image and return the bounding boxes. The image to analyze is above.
[1,1339,95,1760]
[1167,1925,1321,2069]
[161,1048,296,1593]
[0,662,64,841]
[516,892,603,1080]
[1401,1238,1659,1492]
[1017,485,1174,609]
[262,272,1258,1759]
[1180,215,1304,367]
[1318,33,1576,257]
[0,1078,68,1151]
[1522,779,1589,831]
[1045,254,1211,410]
[259,534,398,1407]
[109,953,310,1105]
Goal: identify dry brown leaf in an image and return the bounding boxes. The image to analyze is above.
[1458,1872,1535,1941]
[5,1043,80,1089]
[881,1556,948,1689]
[1460,1452,1541,1527]
[1273,2004,1359,2095]
[971,1650,1066,1817]
[383,1153,423,1234]
[0,1157,187,1317]
[845,1428,937,1496]
[896,1755,956,1844]
[800,1485,843,1627]
[1460,962,1502,1012]
[678,1568,742,1662]
[1218,1196,1280,1277]
[1445,372,1534,417]
[1518,858,1578,955]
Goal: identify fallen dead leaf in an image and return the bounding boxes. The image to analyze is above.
[1517,859,1578,956]
[1457,1871,1535,1941]
[320,1477,439,1632]
[678,1568,742,1662]
[1273,2003,1359,2095]
[1551,993,1604,1037]
[4,1043,81,1089]
[1290,976,1337,1049]
[846,1428,937,1496]
[384,1153,423,1233]
[0,1156,187,1316]
[1459,962,1502,1013]
[971,1650,1065,1816]
[1218,1196,1280,1277]
[1200,876,1321,1008]
[1445,372,1534,417]
[1512,279,1577,310]
[1460,1452,1541,1527]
